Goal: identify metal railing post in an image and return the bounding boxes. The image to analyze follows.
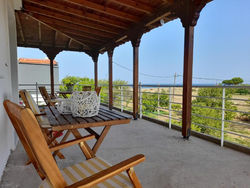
[121,86,123,112]
[139,82,142,119]
[169,87,172,129]
[36,82,38,104]
[157,86,160,116]
[221,87,226,147]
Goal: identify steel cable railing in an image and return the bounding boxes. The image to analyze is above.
[19,83,250,148]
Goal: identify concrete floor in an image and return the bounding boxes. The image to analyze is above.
[0,118,250,188]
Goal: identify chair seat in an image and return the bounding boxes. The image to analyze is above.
[39,157,133,188]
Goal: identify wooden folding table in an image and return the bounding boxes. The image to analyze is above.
[41,105,131,159]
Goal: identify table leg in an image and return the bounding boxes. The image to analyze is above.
[71,129,95,159]
[92,125,111,155]
[62,94,68,98]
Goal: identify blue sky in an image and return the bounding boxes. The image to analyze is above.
[17,0,250,85]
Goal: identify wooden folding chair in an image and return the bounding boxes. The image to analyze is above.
[39,86,57,106]
[4,100,145,188]
[95,86,102,96]
[82,86,101,96]
[19,90,51,128]
[82,86,92,91]
[19,90,65,159]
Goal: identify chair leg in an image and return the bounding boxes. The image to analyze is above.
[25,159,31,165]
[25,158,46,180]
[126,168,142,188]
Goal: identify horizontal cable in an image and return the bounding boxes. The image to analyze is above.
[223,130,250,139]
[224,120,250,127]
[192,122,221,131]
[143,111,182,121]
[192,113,221,121]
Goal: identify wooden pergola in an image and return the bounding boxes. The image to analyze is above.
[16,0,212,139]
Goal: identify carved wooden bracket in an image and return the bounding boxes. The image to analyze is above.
[40,48,62,61]
[107,48,114,58]
[174,0,208,27]
[129,32,143,47]
[90,51,99,63]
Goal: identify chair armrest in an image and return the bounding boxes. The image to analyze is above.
[66,154,145,188]
[50,134,95,152]
[40,108,45,112]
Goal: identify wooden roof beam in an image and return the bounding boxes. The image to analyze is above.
[53,31,58,47]
[56,25,108,42]
[66,38,72,49]
[38,22,41,45]
[109,0,154,14]
[23,0,129,29]
[17,42,86,52]
[62,32,105,44]
[27,13,116,39]
[63,31,106,43]
[67,34,102,46]
[15,12,25,43]
[24,3,123,35]
[65,0,140,22]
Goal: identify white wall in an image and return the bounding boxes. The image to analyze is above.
[0,0,20,180]
[18,64,59,85]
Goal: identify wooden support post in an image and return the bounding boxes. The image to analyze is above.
[91,52,99,89]
[108,49,114,110]
[177,0,207,138]
[131,37,141,120]
[50,58,55,96]
[182,26,194,139]
[40,48,61,97]
[94,61,98,89]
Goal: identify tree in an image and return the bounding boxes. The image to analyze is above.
[192,88,237,137]
[60,76,82,91]
[231,77,243,85]
[222,77,243,85]
[142,89,169,113]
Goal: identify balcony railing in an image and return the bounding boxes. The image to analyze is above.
[18,83,250,150]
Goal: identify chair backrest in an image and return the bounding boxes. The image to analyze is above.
[39,86,53,106]
[95,87,102,96]
[82,86,92,91]
[3,100,45,179]
[4,100,67,188]
[19,90,50,127]
[19,89,31,109]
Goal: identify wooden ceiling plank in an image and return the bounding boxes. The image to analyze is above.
[24,3,123,34]
[20,11,90,50]
[23,0,129,29]
[15,12,25,43]
[28,13,115,39]
[65,0,140,22]
[100,3,175,51]
[109,0,154,14]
